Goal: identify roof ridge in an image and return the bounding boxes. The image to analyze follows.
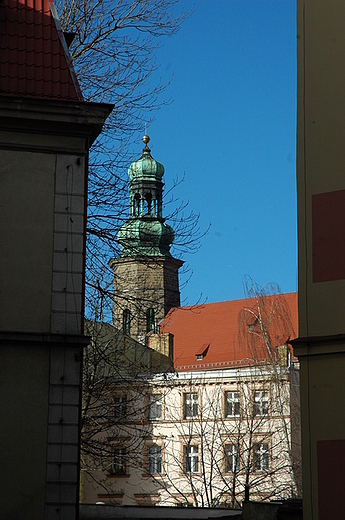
[175,291,297,312]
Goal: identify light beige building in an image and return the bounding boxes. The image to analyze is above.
[83,294,301,507]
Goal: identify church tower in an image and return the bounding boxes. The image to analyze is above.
[109,134,183,343]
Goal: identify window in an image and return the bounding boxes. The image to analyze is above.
[112,448,127,475]
[253,390,269,416]
[145,192,152,215]
[195,344,209,361]
[123,309,130,334]
[148,446,162,475]
[149,395,162,421]
[184,445,199,473]
[225,443,240,473]
[184,393,198,419]
[253,443,269,472]
[133,193,140,216]
[113,395,127,422]
[135,494,159,506]
[146,308,155,333]
[225,391,240,417]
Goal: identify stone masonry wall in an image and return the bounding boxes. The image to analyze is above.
[112,257,182,342]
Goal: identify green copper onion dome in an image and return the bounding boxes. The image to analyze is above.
[117,134,175,257]
[117,218,174,257]
[128,134,165,182]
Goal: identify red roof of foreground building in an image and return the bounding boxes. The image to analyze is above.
[160,292,298,372]
[0,0,82,100]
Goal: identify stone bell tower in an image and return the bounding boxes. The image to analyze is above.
[109,134,183,343]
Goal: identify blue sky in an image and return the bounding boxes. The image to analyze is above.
[135,0,297,305]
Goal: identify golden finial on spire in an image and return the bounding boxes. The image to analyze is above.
[142,134,150,146]
[142,125,151,152]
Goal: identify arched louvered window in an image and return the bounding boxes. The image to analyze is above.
[123,309,130,334]
[134,194,140,216]
[145,193,152,215]
[146,308,155,333]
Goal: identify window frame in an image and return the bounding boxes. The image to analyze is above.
[183,392,199,419]
[253,390,269,417]
[148,394,163,421]
[123,309,131,334]
[224,442,240,473]
[146,308,155,333]
[184,444,199,474]
[112,395,127,423]
[224,390,240,418]
[111,447,127,476]
[148,445,163,475]
[253,442,269,472]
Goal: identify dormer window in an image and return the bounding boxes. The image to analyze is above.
[195,344,209,361]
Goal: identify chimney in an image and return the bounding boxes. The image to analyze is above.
[149,332,174,361]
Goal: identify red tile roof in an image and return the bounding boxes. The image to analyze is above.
[160,293,298,372]
[0,0,82,100]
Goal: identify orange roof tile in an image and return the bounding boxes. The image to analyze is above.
[0,0,82,100]
[160,293,298,372]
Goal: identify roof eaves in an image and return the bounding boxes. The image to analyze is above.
[49,2,83,101]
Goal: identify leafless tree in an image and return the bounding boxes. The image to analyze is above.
[94,284,301,507]
[238,276,302,498]
[151,366,300,508]
[80,316,176,500]
[54,2,208,499]
[83,285,301,506]
[56,0,204,322]
[136,283,301,507]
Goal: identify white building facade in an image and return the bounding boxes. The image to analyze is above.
[83,350,301,507]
